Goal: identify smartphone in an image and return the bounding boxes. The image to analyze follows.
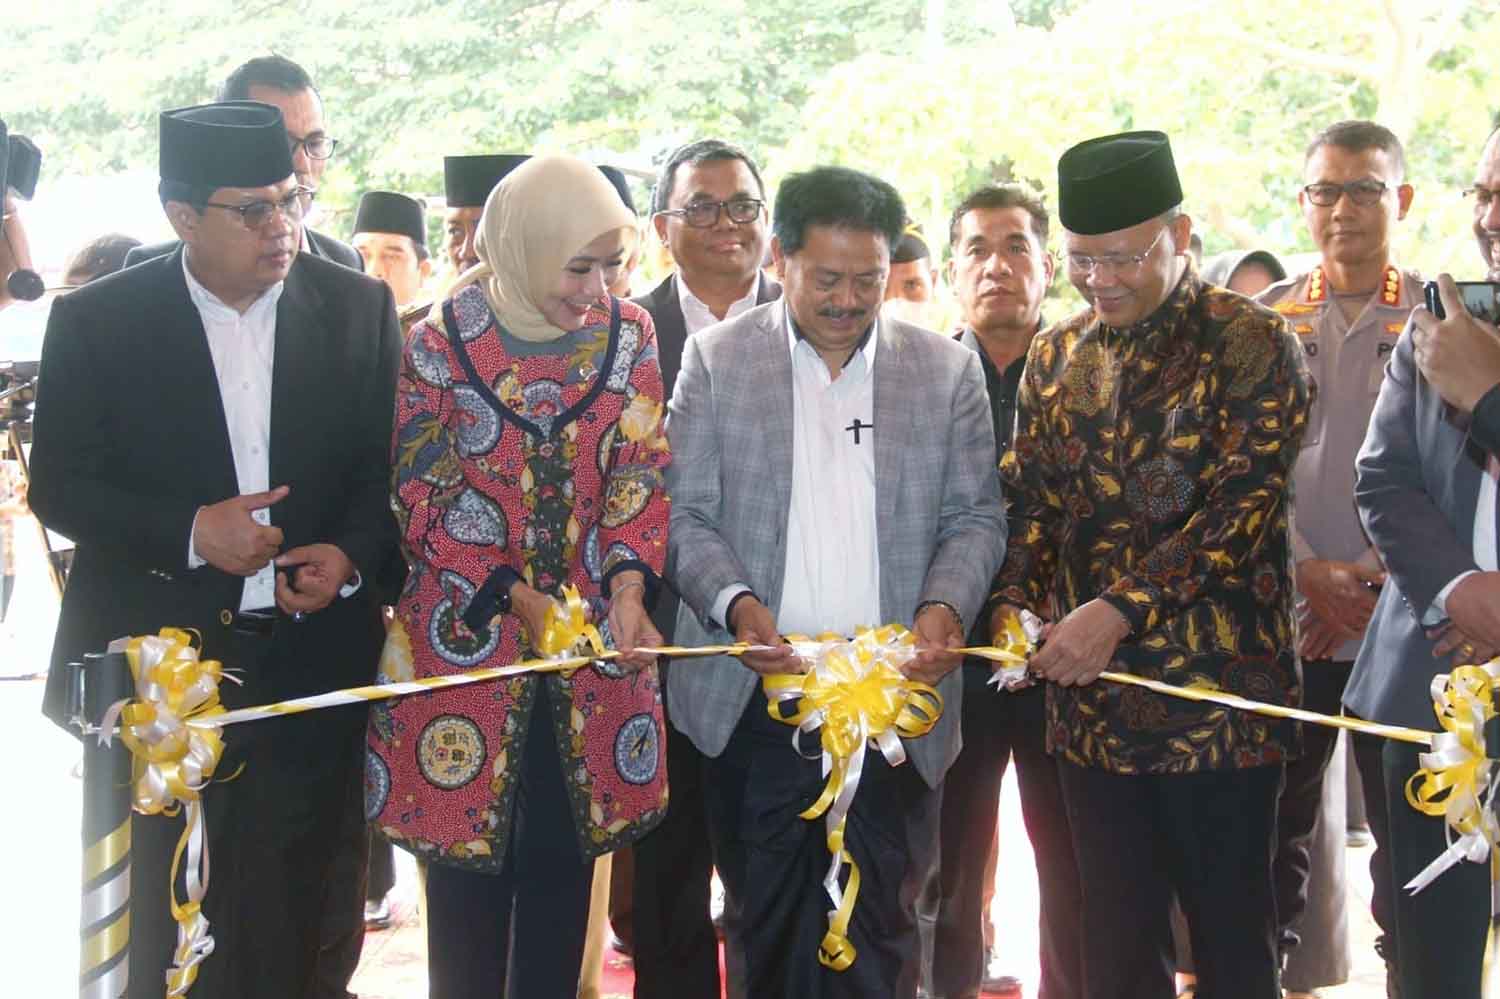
[1425,280,1500,324]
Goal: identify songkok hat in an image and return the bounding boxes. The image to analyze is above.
[598,166,636,216]
[353,191,426,246]
[891,226,930,264]
[159,101,294,189]
[1058,130,1183,236]
[444,154,530,207]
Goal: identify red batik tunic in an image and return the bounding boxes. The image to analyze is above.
[368,283,671,870]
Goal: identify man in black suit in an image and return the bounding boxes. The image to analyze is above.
[125,56,363,273]
[32,101,398,999]
[613,138,778,999]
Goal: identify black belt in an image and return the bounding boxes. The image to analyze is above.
[223,608,276,637]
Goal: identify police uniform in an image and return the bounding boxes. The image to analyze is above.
[1256,262,1421,990]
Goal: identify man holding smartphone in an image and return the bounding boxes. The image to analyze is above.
[1256,119,1420,996]
[1343,127,1500,998]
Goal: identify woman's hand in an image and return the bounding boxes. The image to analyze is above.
[608,572,662,671]
[507,579,556,654]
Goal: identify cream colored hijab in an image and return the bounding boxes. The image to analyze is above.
[447,153,638,342]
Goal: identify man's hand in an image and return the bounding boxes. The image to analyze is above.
[1429,621,1499,666]
[274,542,354,616]
[730,595,801,675]
[1297,606,1356,661]
[1296,558,1383,635]
[905,603,965,685]
[1029,598,1131,687]
[1444,571,1500,651]
[192,485,289,576]
[1412,274,1500,412]
[608,573,662,670]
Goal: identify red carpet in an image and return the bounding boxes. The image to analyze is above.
[594,943,1020,998]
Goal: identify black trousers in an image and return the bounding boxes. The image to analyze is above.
[1058,760,1283,999]
[1273,659,1351,954]
[629,667,722,999]
[126,628,370,999]
[1382,738,1491,998]
[1347,713,1398,957]
[931,670,1082,999]
[424,691,595,999]
[704,687,941,999]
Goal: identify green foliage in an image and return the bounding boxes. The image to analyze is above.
[4,0,1500,283]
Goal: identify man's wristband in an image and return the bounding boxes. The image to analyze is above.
[915,599,964,632]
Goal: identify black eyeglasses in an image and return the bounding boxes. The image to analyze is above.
[203,187,315,229]
[1302,180,1388,207]
[289,134,338,160]
[658,198,764,228]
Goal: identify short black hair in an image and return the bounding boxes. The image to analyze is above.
[652,139,766,215]
[773,166,905,257]
[1304,119,1406,181]
[219,55,318,102]
[157,178,213,210]
[948,184,1049,249]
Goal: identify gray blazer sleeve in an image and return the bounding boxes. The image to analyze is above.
[1356,322,1479,617]
[666,332,753,623]
[918,348,1007,629]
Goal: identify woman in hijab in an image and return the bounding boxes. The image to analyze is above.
[369,154,671,997]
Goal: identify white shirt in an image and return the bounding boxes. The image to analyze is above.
[676,277,759,337]
[710,313,881,637]
[182,253,281,611]
[1430,455,1500,622]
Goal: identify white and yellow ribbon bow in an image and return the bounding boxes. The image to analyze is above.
[101,628,233,996]
[762,625,943,970]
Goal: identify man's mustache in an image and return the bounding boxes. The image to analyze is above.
[818,306,868,321]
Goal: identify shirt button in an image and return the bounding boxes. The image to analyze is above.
[242,381,251,390]
[251,446,261,455]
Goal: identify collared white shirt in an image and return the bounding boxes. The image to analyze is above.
[182,252,282,611]
[710,313,881,637]
[676,276,759,337]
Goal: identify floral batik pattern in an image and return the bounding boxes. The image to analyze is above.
[372,284,671,870]
[993,270,1314,775]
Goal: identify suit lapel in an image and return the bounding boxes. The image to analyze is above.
[269,260,326,524]
[157,249,239,498]
[760,301,796,517]
[873,318,909,536]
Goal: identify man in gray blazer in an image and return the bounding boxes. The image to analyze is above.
[666,165,1006,998]
[1344,128,1500,998]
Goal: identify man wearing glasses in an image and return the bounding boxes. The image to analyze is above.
[1256,119,1418,998]
[31,101,399,999]
[615,138,779,999]
[126,56,363,273]
[991,131,1311,998]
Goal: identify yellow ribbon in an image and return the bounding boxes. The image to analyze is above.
[761,625,942,970]
[109,628,231,996]
[536,584,607,659]
[1404,664,1500,897]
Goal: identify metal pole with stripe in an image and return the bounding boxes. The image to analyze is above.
[77,650,132,998]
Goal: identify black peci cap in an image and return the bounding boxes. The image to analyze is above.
[159,101,294,190]
[353,191,426,245]
[1058,130,1183,236]
[443,154,530,207]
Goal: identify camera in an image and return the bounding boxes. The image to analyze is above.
[0,117,43,302]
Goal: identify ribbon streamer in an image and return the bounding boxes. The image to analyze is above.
[105,612,1490,989]
[104,629,231,996]
[761,626,942,970]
